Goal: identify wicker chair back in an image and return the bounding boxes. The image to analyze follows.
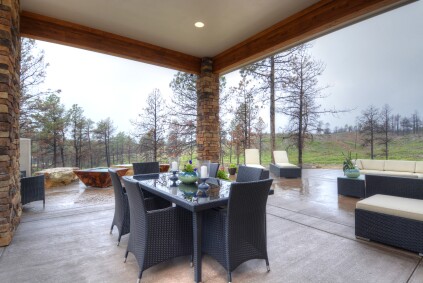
[132,162,160,175]
[236,165,264,182]
[209,163,220,178]
[108,169,130,243]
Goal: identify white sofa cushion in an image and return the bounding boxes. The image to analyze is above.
[274,151,289,164]
[355,159,363,170]
[360,159,385,171]
[384,160,416,172]
[357,194,423,221]
[245,149,260,165]
[415,161,423,173]
[275,162,298,168]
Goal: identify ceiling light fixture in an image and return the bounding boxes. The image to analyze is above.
[194,22,205,28]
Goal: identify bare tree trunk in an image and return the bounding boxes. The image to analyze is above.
[87,129,93,168]
[370,129,374,159]
[104,132,110,167]
[229,136,233,164]
[259,134,263,164]
[270,56,276,163]
[53,136,57,167]
[298,89,304,167]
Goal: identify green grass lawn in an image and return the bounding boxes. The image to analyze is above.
[213,132,423,169]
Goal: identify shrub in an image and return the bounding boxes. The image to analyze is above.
[217,169,229,180]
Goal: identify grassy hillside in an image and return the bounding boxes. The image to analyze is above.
[220,132,423,169]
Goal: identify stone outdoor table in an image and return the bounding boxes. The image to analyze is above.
[74,168,128,188]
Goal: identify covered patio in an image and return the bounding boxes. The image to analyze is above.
[0,170,422,282]
[0,0,421,282]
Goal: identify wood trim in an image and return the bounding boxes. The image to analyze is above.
[213,0,414,74]
[20,11,202,74]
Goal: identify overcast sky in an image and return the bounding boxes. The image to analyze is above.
[37,1,423,133]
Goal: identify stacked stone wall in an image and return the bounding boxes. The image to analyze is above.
[196,58,219,162]
[0,0,20,247]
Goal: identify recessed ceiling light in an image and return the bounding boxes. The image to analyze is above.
[195,22,205,28]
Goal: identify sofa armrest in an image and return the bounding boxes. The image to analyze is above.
[365,174,423,199]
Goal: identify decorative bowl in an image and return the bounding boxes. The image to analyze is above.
[345,168,360,178]
[179,171,198,184]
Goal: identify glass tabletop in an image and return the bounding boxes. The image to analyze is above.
[129,173,232,207]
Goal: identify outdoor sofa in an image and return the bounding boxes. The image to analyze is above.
[355,159,423,178]
[269,151,301,178]
[355,174,423,255]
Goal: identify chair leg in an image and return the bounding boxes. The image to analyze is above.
[265,259,270,272]
[110,224,114,234]
[137,270,143,283]
[227,272,232,283]
[43,198,45,208]
[124,250,129,263]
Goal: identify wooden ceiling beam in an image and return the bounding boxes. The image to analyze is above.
[20,11,202,75]
[213,0,414,74]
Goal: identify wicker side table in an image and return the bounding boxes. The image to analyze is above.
[337,176,365,198]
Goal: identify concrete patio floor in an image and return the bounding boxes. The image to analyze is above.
[0,169,422,283]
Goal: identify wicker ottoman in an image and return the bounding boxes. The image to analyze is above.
[355,194,423,255]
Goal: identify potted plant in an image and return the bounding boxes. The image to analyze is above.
[228,164,237,176]
[342,152,360,178]
[179,160,199,184]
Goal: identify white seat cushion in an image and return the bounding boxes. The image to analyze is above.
[245,149,260,165]
[245,164,265,169]
[275,162,298,168]
[360,159,385,171]
[384,160,416,173]
[274,151,289,164]
[357,194,423,221]
[415,161,423,173]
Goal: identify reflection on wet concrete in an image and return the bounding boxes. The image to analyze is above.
[22,180,115,214]
[269,169,358,227]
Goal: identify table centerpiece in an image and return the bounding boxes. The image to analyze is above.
[179,160,199,184]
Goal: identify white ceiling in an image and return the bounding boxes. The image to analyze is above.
[21,0,319,57]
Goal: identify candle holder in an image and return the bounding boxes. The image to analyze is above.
[169,157,180,172]
[169,170,178,187]
[197,177,210,198]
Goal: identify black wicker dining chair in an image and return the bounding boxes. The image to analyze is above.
[123,178,193,283]
[202,178,273,283]
[132,162,160,175]
[209,162,220,178]
[236,165,264,182]
[109,169,131,245]
[20,175,45,207]
[132,162,162,198]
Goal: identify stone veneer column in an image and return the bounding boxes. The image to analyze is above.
[196,58,219,162]
[0,0,21,247]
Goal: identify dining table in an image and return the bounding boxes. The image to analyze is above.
[127,173,274,283]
